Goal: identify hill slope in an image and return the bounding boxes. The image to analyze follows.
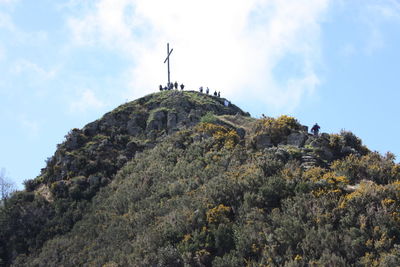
[1,91,399,266]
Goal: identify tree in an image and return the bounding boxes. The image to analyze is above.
[0,168,15,205]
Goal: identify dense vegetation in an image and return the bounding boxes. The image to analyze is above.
[1,91,399,266]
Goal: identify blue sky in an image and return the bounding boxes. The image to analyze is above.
[1,0,400,188]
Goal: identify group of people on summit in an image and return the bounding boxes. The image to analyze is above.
[198,86,220,97]
[158,83,223,99]
[159,81,184,91]
[158,81,229,107]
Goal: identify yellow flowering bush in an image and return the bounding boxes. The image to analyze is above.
[196,123,239,149]
[254,115,301,145]
[332,152,400,184]
[206,204,231,224]
[303,167,327,182]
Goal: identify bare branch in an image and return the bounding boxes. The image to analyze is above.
[0,168,15,204]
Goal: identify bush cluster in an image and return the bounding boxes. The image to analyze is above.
[255,115,301,144]
[196,123,240,149]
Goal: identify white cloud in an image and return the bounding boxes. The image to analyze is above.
[0,0,19,5]
[0,45,5,61]
[11,59,57,80]
[69,89,105,113]
[68,0,330,111]
[0,11,15,31]
[365,27,384,55]
[359,0,400,54]
[19,116,40,139]
[368,0,400,20]
[0,9,48,44]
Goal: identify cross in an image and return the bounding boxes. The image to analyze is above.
[163,43,173,86]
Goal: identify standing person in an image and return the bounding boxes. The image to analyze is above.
[159,85,163,91]
[218,91,220,97]
[214,91,217,96]
[180,84,184,90]
[311,123,320,136]
[174,81,178,89]
[199,86,203,93]
[206,87,209,94]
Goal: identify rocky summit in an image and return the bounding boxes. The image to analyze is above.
[1,91,399,267]
[32,91,249,195]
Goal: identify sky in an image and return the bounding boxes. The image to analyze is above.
[1,0,400,188]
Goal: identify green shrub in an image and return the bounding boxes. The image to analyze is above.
[200,112,217,124]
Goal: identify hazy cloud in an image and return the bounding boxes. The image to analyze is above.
[0,11,15,31]
[0,45,5,61]
[0,10,48,45]
[11,59,57,80]
[19,116,40,139]
[360,0,400,54]
[368,0,400,20]
[69,89,105,113]
[0,0,19,5]
[365,27,384,55]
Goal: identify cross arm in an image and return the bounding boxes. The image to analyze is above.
[164,48,173,63]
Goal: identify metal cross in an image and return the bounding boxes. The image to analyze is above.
[163,43,173,86]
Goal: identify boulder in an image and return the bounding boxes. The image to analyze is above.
[305,135,335,161]
[287,132,307,147]
[253,134,272,149]
[307,136,329,148]
[321,148,334,161]
[82,121,98,136]
[300,125,309,132]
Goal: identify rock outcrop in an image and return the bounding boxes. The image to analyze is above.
[31,91,249,193]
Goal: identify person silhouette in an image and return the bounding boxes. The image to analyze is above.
[311,123,320,136]
[206,87,209,94]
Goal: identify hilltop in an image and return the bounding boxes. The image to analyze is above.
[1,91,399,266]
